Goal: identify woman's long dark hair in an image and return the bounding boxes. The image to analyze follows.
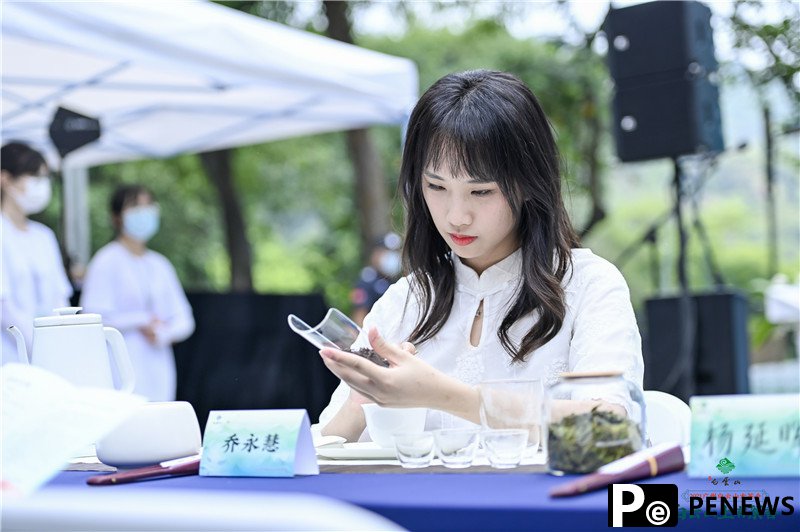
[399,70,579,364]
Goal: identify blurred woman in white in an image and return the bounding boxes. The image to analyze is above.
[1,142,73,364]
[81,184,194,401]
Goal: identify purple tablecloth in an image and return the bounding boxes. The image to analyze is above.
[48,470,799,530]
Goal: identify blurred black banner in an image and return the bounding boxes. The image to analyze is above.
[174,293,340,432]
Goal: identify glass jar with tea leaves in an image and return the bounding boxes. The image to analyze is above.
[543,371,645,475]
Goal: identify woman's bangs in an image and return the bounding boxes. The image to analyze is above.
[424,130,498,184]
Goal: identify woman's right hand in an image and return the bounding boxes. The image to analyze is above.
[345,340,417,406]
[320,328,479,423]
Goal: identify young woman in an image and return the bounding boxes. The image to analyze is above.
[80,185,194,401]
[0,142,73,365]
[317,70,643,442]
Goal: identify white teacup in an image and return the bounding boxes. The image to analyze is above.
[96,401,201,468]
[361,404,427,448]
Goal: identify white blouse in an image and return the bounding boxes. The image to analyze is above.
[80,241,194,401]
[317,248,644,434]
[0,214,73,365]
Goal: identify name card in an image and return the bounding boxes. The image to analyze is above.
[688,394,800,478]
[200,409,318,478]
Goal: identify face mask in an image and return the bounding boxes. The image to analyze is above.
[10,176,52,214]
[378,250,402,278]
[123,205,160,242]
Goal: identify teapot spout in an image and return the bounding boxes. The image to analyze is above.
[7,326,30,364]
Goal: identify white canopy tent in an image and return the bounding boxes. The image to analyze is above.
[1,0,418,264]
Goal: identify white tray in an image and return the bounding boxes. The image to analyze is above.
[316,442,397,460]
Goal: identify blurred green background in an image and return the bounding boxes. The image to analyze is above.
[33,1,799,362]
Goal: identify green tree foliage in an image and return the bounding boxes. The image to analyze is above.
[62,4,797,352]
[727,0,800,113]
[78,132,361,308]
[361,19,612,227]
[87,156,227,291]
[69,16,610,313]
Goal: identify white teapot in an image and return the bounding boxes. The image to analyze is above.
[8,307,135,393]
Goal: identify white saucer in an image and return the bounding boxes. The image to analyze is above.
[316,442,397,460]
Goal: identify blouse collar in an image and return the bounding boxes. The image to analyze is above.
[453,248,522,297]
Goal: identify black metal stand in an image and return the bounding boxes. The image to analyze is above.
[665,157,697,399]
[617,159,700,399]
[616,209,672,291]
[616,156,726,291]
[689,184,727,289]
[615,156,734,400]
[640,159,698,399]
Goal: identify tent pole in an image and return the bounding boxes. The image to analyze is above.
[62,165,91,287]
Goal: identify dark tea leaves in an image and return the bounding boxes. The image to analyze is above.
[548,405,642,474]
[347,347,390,368]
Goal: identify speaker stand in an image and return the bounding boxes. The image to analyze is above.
[616,156,734,399]
[641,158,698,398]
[618,159,697,397]
[667,157,697,399]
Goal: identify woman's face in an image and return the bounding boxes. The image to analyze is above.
[120,192,160,243]
[421,164,518,274]
[1,163,51,215]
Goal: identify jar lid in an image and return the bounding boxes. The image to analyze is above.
[33,307,102,327]
[559,370,623,379]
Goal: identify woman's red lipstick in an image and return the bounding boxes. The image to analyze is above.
[450,233,476,246]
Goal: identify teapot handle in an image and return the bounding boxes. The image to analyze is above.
[104,327,136,394]
[6,326,30,364]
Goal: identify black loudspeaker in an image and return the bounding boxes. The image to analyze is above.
[604,1,718,82]
[611,75,723,163]
[603,1,724,162]
[644,290,750,403]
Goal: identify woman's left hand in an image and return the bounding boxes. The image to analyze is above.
[320,328,480,423]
